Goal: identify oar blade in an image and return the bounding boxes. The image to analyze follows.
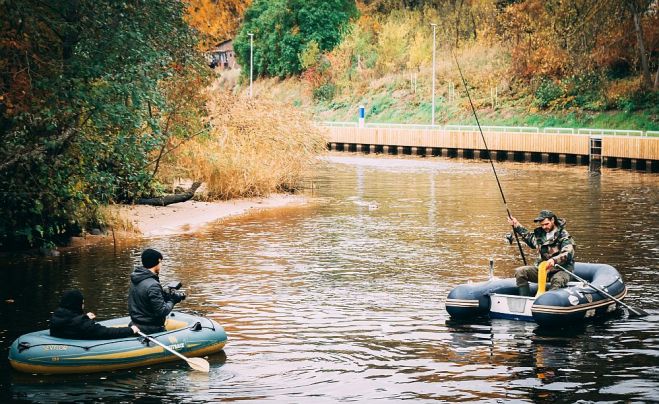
[187,357,210,373]
[627,307,649,318]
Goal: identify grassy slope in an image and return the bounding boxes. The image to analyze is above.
[224,46,658,132]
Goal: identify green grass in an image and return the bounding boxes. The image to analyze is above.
[315,93,658,132]
[227,69,658,133]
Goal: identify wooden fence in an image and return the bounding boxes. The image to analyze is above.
[324,126,659,164]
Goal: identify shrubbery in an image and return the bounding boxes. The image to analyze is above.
[0,0,209,249]
[159,88,327,199]
[233,0,357,78]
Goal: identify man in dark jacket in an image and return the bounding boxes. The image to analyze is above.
[50,290,139,339]
[128,248,184,334]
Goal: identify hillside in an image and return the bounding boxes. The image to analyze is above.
[223,1,658,132]
[219,60,658,132]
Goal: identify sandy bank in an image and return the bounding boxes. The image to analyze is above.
[114,193,308,238]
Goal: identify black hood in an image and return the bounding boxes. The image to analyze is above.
[131,266,158,285]
[59,290,84,314]
[50,307,82,331]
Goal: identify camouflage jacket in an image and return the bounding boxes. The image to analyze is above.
[513,218,575,271]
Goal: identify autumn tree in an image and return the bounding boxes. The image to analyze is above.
[233,0,359,78]
[0,0,208,248]
[185,0,252,48]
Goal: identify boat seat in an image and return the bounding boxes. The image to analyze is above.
[165,318,188,331]
[106,318,189,331]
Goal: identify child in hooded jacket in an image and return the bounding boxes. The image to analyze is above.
[50,290,140,339]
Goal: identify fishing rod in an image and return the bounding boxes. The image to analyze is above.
[450,49,527,265]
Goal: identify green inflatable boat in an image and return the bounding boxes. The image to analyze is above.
[8,311,228,374]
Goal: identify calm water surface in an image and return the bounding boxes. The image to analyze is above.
[1,154,658,403]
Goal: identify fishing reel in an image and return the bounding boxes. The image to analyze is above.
[164,281,186,303]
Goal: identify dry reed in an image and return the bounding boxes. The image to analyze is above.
[159,81,328,200]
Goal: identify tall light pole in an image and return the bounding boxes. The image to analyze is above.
[248,32,254,97]
[430,23,437,126]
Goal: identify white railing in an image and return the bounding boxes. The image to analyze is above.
[445,125,539,133]
[577,128,644,136]
[365,122,436,129]
[319,121,357,127]
[543,127,575,134]
[318,121,658,137]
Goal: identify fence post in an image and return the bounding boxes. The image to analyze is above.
[358,105,365,128]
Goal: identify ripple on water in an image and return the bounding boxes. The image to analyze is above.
[2,155,658,403]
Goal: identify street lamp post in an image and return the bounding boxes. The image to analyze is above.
[248,33,254,97]
[430,23,437,126]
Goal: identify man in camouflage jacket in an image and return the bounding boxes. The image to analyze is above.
[508,209,575,296]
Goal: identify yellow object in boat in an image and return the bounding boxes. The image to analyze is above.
[536,261,548,297]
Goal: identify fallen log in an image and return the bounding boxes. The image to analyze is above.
[137,182,202,206]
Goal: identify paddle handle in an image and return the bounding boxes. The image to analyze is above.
[137,331,189,362]
[555,265,643,316]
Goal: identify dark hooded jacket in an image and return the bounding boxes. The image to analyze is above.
[49,290,135,340]
[127,266,174,328]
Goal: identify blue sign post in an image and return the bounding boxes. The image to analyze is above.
[358,105,365,128]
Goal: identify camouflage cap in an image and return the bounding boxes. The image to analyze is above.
[533,209,555,222]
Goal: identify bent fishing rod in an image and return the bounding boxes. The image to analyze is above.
[450,50,527,265]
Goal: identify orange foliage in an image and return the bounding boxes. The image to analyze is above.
[499,0,645,80]
[184,0,252,48]
[605,77,643,102]
[501,0,562,79]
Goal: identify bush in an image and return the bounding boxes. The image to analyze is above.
[533,78,563,109]
[299,40,321,70]
[159,88,327,199]
[313,83,336,101]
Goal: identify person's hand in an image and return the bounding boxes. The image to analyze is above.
[172,291,186,304]
[508,216,519,227]
[86,312,96,320]
[546,258,556,272]
[131,325,140,334]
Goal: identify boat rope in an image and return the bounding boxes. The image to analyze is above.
[16,323,214,352]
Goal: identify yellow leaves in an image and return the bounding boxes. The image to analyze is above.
[376,18,413,74]
[527,45,569,78]
[184,0,252,48]
[407,31,431,71]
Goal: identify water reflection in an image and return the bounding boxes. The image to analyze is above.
[1,154,657,402]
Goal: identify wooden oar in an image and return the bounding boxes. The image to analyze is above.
[137,331,210,372]
[555,265,648,318]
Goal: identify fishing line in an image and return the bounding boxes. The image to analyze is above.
[450,49,527,265]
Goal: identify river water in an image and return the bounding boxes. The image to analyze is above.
[1,154,658,403]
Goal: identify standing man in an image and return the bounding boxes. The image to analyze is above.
[508,210,575,296]
[128,248,185,334]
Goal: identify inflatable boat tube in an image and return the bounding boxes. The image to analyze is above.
[8,311,227,374]
[446,262,626,327]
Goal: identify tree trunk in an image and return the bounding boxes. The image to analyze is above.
[628,1,652,89]
[137,182,202,206]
